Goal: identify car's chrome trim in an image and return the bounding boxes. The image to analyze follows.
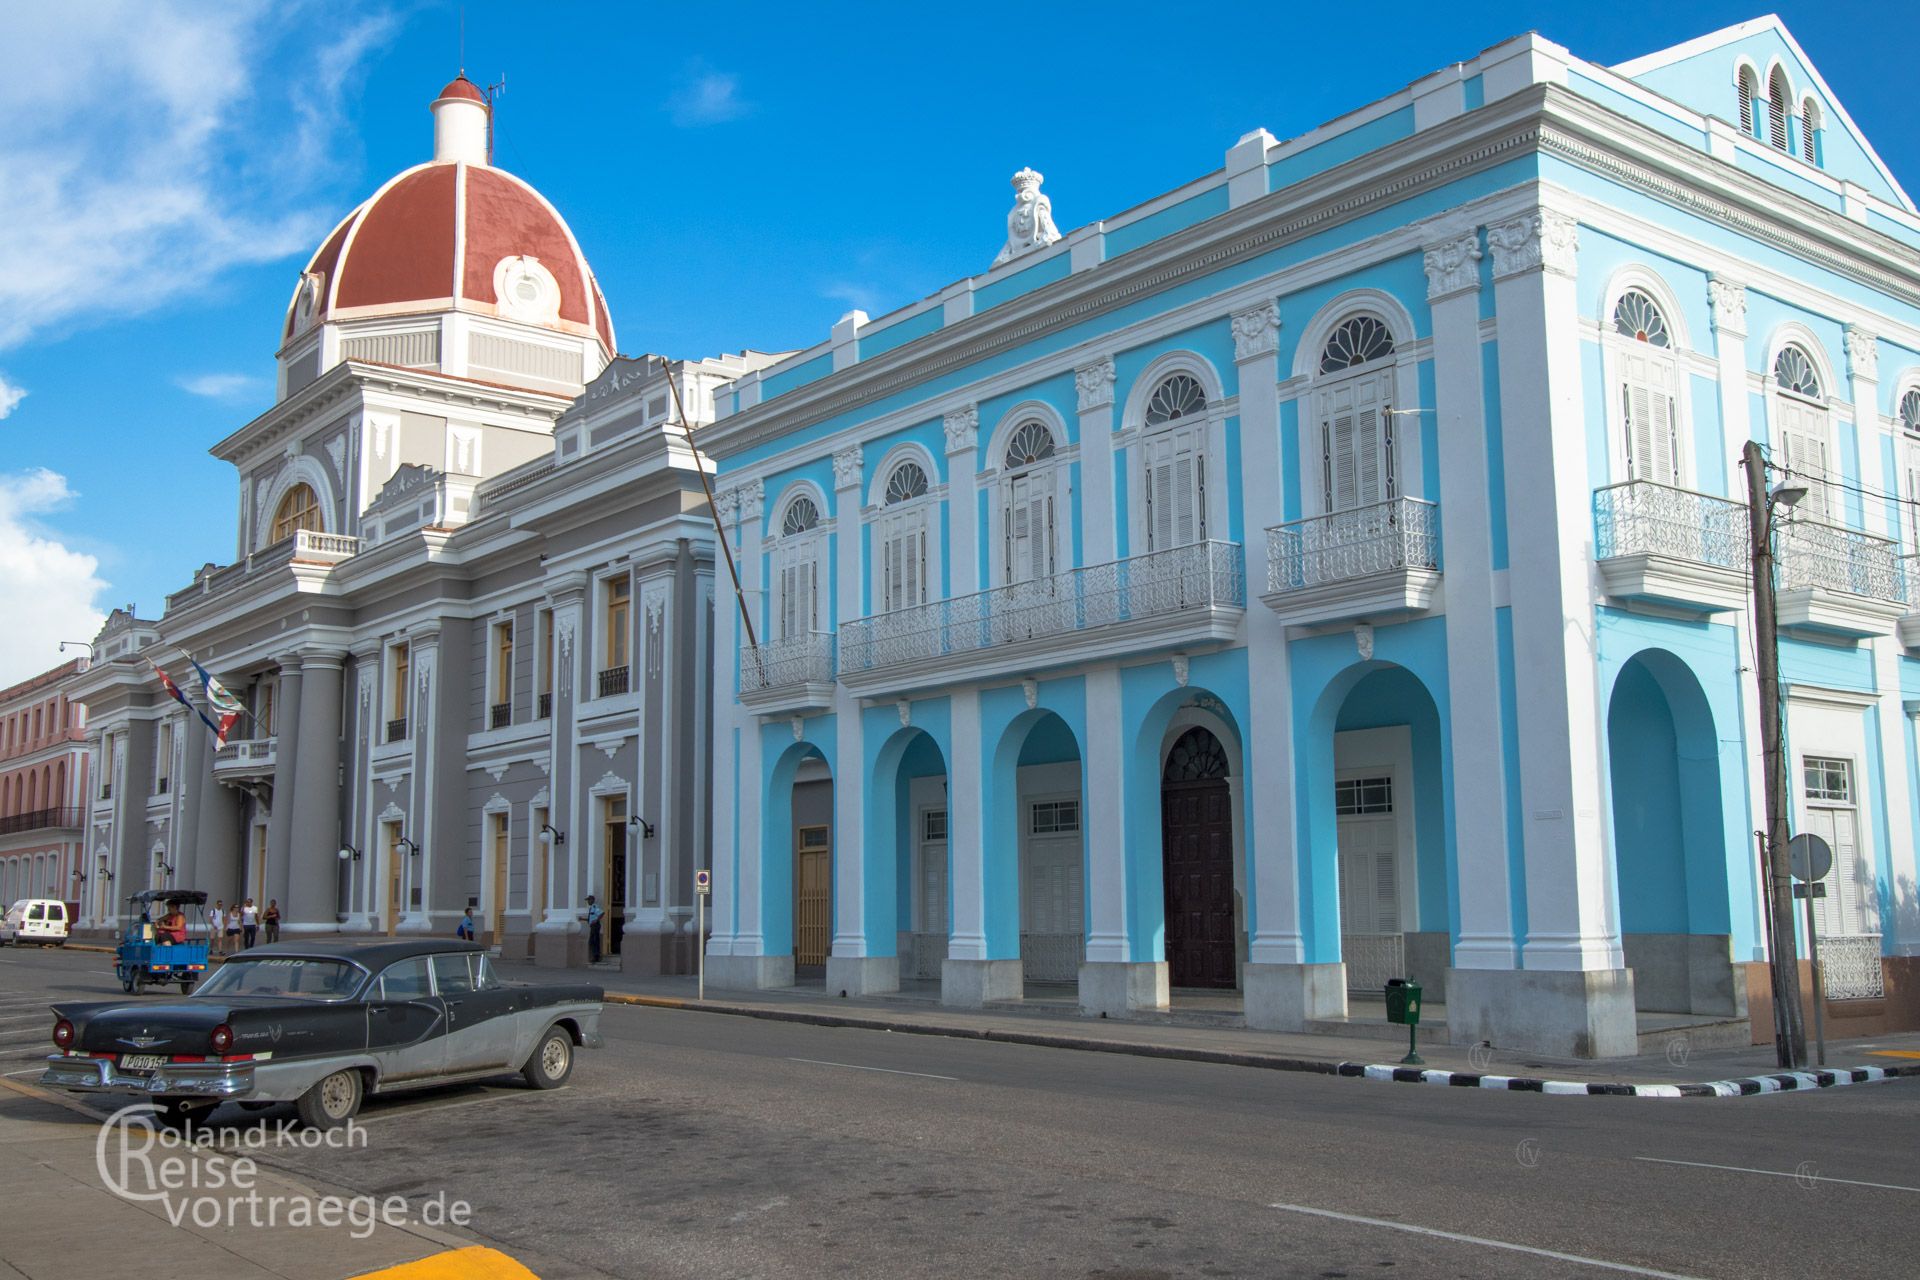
[39,1055,256,1098]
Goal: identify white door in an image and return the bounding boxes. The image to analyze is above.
[1804,804,1874,940]
[1320,372,1393,514]
[1776,396,1832,519]
[775,543,820,642]
[1621,350,1679,486]
[1142,425,1207,552]
[1003,470,1056,584]
[1335,772,1402,993]
[878,509,928,613]
[915,811,948,981]
[1019,796,1083,982]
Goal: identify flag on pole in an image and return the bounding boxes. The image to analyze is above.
[189,656,245,716]
[148,658,240,747]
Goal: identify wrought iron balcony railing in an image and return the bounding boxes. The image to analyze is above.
[386,717,408,744]
[1265,497,1439,594]
[838,540,1244,676]
[1593,480,1746,570]
[537,691,553,719]
[0,807,83,835]
[490,702,511,730]
[739,631,837,697]
[1777,519,1904,603]
[597,666,631,698]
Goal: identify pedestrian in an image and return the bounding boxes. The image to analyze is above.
[581,895,604,964]
[241,898,258,949]
[208,901,226,955]
[263,899,280,944]
[224,901,242,953]
[456,907,476,941]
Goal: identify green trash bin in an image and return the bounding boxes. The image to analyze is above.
[1384,977,1424,1065]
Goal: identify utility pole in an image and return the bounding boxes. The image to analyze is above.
[1742,439,1807,1069]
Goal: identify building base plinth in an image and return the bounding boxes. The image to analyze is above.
[1077,961,1168,1017]
[826,954,900,997]
[942,958,1022,1008]
[1243,962,1347,1031]
[705,952,795,991]
[1446,966,1639,1059]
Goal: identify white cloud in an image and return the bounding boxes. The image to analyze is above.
[0,373,23,419]
[176,372,261,400]
[667,62,749,126]
[0,469,108,686]
[0,2,396,351]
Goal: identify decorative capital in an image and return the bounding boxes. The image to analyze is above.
[831,446,863,491]
[1845,325,1879,382]
[942,405,979,454]
[1486,210,1578,280]
[1422,231,1482,301]
[1707,276,1747,337]
[1074,358,1116,413]
[735,479,764,523]
[1230,302,1280,363]
[712,487,740,524]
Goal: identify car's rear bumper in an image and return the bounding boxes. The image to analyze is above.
[39,1055,255,1099]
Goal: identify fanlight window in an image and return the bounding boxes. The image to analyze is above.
[1319,316,1395,373]
[1901,389,1920,435]
[1144,373,1207,425]
[1611,291,1671,348]
[1004,421,1057,469]
[269,483,322,543]
[780,495,820,536]
[1774,346,1822,399]
[884,461,929,504]
[1162,727,1229,782]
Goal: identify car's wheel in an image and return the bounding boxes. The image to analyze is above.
[179,978,195,995]
[522,1025,574,1089]
[120,971,134,993]
[294,1069,363,1130]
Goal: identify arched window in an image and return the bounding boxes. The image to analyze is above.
[1140,374,1210,552]
[1163,727,1229,782]
[877,461,931,612]
[1800,98,1822,166]
[1767,67,1791,151]
[269,483,322,543]
[1314,317,1398,513]
[1901,389,1920,549]
[1609,290,1680,485]
[773,493,823,640]
[1737,67,1759,136]
[1900,388,1920,436]
[1001,421,1061,584]
[1773,344,1831,517]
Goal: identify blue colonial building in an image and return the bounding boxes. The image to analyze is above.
[696,16,1920,1056]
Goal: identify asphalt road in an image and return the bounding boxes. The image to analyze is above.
[3,943,1916,1280]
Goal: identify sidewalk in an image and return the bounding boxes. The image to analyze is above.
[499,959,1920,1092]
[0,1078,484,1280]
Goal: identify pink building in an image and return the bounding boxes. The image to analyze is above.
[0,658,89,910]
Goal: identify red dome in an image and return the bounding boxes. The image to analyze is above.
[435,76,488,106]
[284,159,613,354]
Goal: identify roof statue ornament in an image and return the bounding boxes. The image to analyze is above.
[993,167,1061,267]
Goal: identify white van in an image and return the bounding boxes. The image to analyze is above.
[0,898,69,946]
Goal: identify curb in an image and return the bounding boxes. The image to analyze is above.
[600,991,1919,1096]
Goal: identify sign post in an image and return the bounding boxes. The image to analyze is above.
[1788,833,1833,1068]
[694,869,711,1002]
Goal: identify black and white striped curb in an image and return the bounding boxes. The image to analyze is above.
[1336,1061,1920,1097]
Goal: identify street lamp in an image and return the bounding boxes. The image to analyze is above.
[538,823,566,846]
[1742,440,1810,1070]
[629,816,656,840]
[337,845,361,862]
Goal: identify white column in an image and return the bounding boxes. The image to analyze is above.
[1452,207,1636,1059]
[945,688,985,961]
[1075,359,1118,564]
[733,482,767,959]
[1425,230,1518,971]
[706,489,742,959]
[944,408,980,595]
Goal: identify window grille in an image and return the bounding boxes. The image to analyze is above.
[1900,389,1920,435]
[1335,776,1394,816]
[1319,316,1396,373]
[884,461,929,504]
[1611,291,1671,347]
[1004,421,1056,469]
[1774,345,1821,399]
[1803,757,1852,803]
[1145,374,1207,425]
[1030,800,1080,834]
[781,495,820,536]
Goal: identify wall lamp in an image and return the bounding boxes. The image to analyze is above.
[72,869,87,883]
[100,869,114,883]
[397,837,421,858]
[629,816,656,840]
[336,845,361,862]
[155,857,175,876]
[539,823,566,846]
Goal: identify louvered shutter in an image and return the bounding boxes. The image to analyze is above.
[920,833,947,933]
[1778,398,1831,518]
[1145,427,1205,549]
[1905,442,1920,549]
[1372,841,1399,933]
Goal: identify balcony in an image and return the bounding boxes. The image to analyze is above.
[0,807,82,836]
[537,691,553,719]
[739,631,837,715]
[597,666,630,698]
[165,529,360,613]
[211,737,276,782]
[386,718,408,744]
[1262,497,1439,625]
[1775,519,1905,638]
[291,529,360,562]
[1593,481,1749,613]
[490,702,511,730]
[837,540,1244,698]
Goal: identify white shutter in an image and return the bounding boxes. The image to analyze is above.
[1777,397,1831,518]
[1904,441,1920,549]
[920,836,947,933]
[1622,353,1679,485]
[1004,470,1055,582]
[1323,373,1393,511]
[1144,427,1205,549]
[877,511,925,613]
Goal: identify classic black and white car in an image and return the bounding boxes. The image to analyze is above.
[42,939,603,1128]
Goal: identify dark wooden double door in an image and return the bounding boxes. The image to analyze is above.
[1161,778,1235,988]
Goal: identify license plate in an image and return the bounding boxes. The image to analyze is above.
[119,1055,165,1072]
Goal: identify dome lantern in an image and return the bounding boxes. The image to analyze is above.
[431,76,490,165]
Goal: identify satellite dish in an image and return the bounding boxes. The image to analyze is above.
[1787,833,1833,883]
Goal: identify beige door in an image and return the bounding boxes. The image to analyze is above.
[383,822,403,936]
[795,825,831,968]
[489,812,509,943]
[531,806,549,925]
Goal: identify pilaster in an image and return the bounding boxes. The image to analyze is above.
[943,408,980,594]
[1074,360,1118,564]
[284,647,346,929]
[264,656,302,912]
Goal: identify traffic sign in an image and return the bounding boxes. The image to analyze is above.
[694,869,711,894]
[1787,833,1833,883]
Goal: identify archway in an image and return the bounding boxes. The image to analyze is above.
[871,727,950,981]
[987,709,1086,988]
[1161,726,1235,988]
[1606,650,1735,1014]
[763,738,834,980]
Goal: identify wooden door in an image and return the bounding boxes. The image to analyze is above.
[383,824,402,936]
[795,825,831,968]
[489,813,509,942]
[604,798,628,957]
[1161,780,1235,988]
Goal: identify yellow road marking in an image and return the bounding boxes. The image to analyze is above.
[1867,1049,1920,1059]
[604,993,686,1009]
[349,1246,538,1279]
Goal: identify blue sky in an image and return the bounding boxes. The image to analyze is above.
[0,1,1915,683]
